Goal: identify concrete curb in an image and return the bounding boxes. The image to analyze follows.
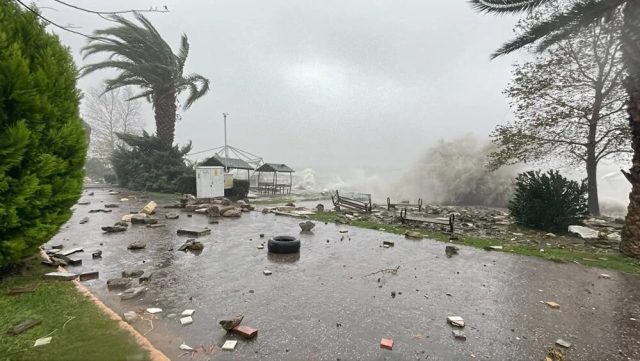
[40,249,170,361]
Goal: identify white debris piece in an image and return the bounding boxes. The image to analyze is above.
[447,316,465,327]
[263,270,272,275]
[180,316,193,326]
[146,308,163,314]
[34,337,52,347]
[568,225,599,239]
[222,340,238,350]
[180,343,194,351]
[181,309,195,317]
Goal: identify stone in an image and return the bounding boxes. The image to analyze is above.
[89,209,112,213]
[546,301,560,309]
[208,206,220,217]
[555,339,571,348]
[122,270,144,278]
[233,325,258,339]
[383,240,395,247]
[209,220,219,224]
[316,203,325,212]
[405,231,423,239]
[222,340,237,351]
[180,343,194,351]
[78,201,91,205]
[109,191,120,195]
[185,204,205,212]
[104,204,119,208]
[127,241,146,250]
[339,229,348,233]
[178,239,204,251]
[219,315,244,330]
[146,223,165,228]
[130,214,148,224]
[380,338,393,350]
[177,228,211,236]
[222,209,241,217]
[568,225,599,239]
[123,311,138,323]
[599,274,611,279]
[139,273,153,283]
[257,245,264,249]
[260,233,265,238]
[34,337,52,347]
[44,272,77,281]
[180,316,193,326]
[79,271,99,281]
[262,208,269,214]
[165,212,180,219]
[607,233,622,242]
[263,270,272,275]
[140,201,157,215]
[182,309,195,317]
[146,308,162,314]
[221,198,232,206]
[194,208,209,214]
[452,330,467,340]
[299,221,316,232]
[79,217,89,224]
[144,217,159,225]
[51,245,64,249]
[7,319,41,334]
[114,221,129,228]
[92,250,102,258]
[107,278,132,290]
[447,316,465,327]
[102,226,127,233]
[119,286,147,300]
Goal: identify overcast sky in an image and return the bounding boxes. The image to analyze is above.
[35,0,520,169]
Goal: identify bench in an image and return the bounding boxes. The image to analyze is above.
[331,191,372,213]
[400,208,455,233]
[387,197,422,212]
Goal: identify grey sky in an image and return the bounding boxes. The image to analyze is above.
[37,0,519,168]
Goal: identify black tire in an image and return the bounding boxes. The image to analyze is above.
[268,236,301,254]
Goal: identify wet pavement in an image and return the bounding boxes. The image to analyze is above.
[48,189,640,360]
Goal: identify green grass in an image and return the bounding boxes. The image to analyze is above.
[308,212,640,274]
[0,257,149,361]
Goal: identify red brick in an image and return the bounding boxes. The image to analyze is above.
[380,338,393,350]
[232,325,258,339]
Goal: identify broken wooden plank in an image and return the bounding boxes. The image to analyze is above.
[176,228,211,236]
[7,287,36,296]
[7,319,41,335]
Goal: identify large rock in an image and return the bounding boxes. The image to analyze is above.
[222,209,241,218]
[144,216,159,225]
[127,241,146,250]
[208,205,220,217]
[130,214,148,224]
[107,278,132,290]
[299,221,316,232]
[219,206,235,215]
[221,198,232,206]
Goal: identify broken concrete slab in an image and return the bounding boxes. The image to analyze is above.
[79,271,99,281]
[7,319,41,334]
[67,257,82,266]
[140,201,157,215]
[452,330,467,340]
[102,226,127,233]
[127,241,146,250]
[185,204,208,212]
[123,311,138,323]
[263,270,272,275]
[165,212,179,219]
[34,336,52,347]
[92,250,102,258]
[222,340,237,351]
[78,201,91,205]
[79,217,89,224]
[299,221,316,232]
[59,247,83,256]
[107,278,133,290]
[104,204,119,208]
[383,240,395,247]
[89,209,112,213]
[180,316,193,326]
[139,273,153,283]
[178,239,204,251]
[555,339,572,348]
[146,223,165,228]
[130,214,148,224]
[146,308,162,314]
[219,315,244,330]
[568,225,599,239]
[447,316,465,327]
[44,272,77,281]
[177,228,211,237]
[182,309,195,317]
[144,217,159,225]
[119,286,147,300]
[7,287,36,296]
[380,338,393,350]
[222,209,241,217]
[232,325,258,339]
[122,270,144,278]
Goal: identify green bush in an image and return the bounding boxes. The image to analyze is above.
[509,170,588,232]
[225,179,250,200]
[0,2,86,265]
[103,173,117,184]
[176,175,197,195]
[111,132,192,193]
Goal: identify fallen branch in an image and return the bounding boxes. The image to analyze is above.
[362,266,400,278]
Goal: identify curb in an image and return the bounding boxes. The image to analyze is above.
[40,249,170,361]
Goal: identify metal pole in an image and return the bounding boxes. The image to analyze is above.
[223,113,229,172]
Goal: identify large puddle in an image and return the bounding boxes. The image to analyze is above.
[48,189,640,360]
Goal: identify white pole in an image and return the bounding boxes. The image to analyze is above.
[223,113,228,172]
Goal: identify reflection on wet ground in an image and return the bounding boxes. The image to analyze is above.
[48,189,640,360]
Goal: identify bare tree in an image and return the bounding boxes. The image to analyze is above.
[488,8,629,216]
[82,85,144,158]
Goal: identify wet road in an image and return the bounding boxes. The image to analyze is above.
[48,189,640,360]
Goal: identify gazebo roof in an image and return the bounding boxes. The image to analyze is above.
[255,163,295,173]
[200,155,253,170]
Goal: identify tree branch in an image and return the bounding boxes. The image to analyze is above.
[51,0,169,15]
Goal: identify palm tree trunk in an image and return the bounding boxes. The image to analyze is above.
[619,1,640,258]
[154,91,177,149]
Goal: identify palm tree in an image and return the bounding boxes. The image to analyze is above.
[469,0,640,258]
[80,13,210,149]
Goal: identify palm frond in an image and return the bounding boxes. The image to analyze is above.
[177,34,190,70]
[491,0,624,58]
[180,74,210,109]
[469,0,554,14]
